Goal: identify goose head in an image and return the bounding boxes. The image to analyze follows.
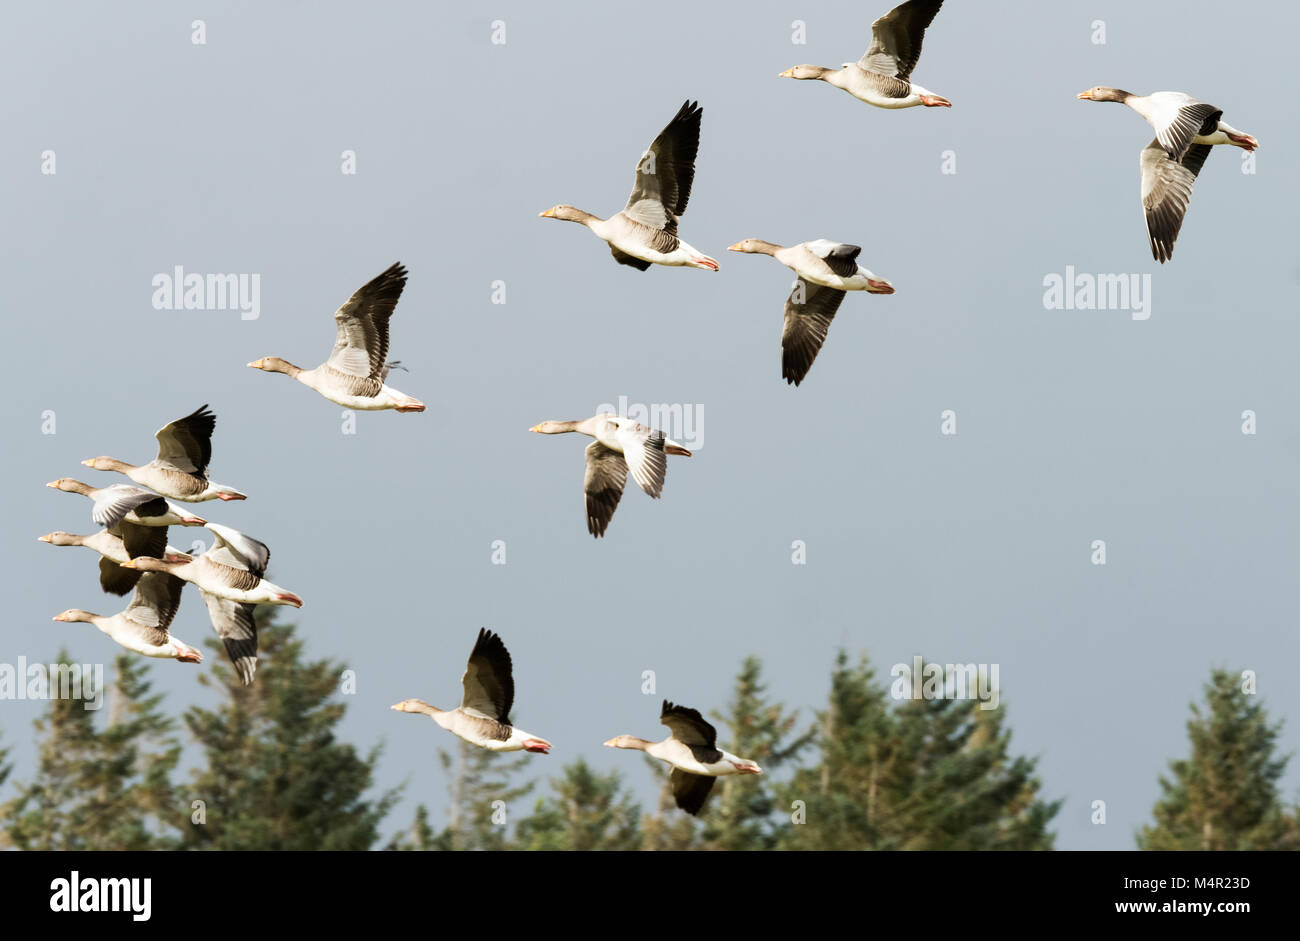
[1077,86,1131,103]
[727,239,781,256]
[82,456,130,472]
[52,609,97,623]
[247,356,300,377]
[39,532,80,546]
[779,65,835,81]
[603,735,652,751]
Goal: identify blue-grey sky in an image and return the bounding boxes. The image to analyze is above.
[3,1,1298,850]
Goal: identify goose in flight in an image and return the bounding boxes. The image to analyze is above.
[780,0,950,109]
[605,700,762,815]
[529,413,692,537]
[120,523,302,610]
[248,262,425,411]
[729,238,894,386]
[47,478,207,528]
[145,523,271,684]
[1077,87,1258,262]
[53,571,202,664]
[540,100,718,271]
[39,525,181,597]
[391,628,551,754]
[82,405,245,502]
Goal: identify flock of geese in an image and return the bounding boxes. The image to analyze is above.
[35,0,1262,817]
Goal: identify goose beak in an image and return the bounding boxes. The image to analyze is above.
[867,278,895,294]
[247,359,264,369]
[276,593,304,608]
[119,559,138,569]
[38,534,53,543]
[602,738,618,747]
[45,480,60,489]
[80,459,93,467]
[727,243,744,252]
[52,614,68,622]
[523,739,551,754]
[529,424,542,432]
[539,208,557,218]
[778,68,794,78]
[217,492,246,501]
[1077,90,1093,100]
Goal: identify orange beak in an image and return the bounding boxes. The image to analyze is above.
[247,359,264,369]
[1077,90,1093,100]
[539,208,557,218]
[778,68,794,78]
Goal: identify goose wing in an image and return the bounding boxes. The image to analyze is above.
[858,0,944,80]
[669,768,717,816]
[621,100,703,234]
[583,442,628,537]
[326,262,408,380]
[124,571,184,634]
[614,421,668,498]
[660,700,718,749]
[93,486,168,528]
[1141,139,1212,263]
[204,523,270,577]
[782,280,847,386]
[153,404,215,476]
[460,628,514,722]
[200,591,258,685]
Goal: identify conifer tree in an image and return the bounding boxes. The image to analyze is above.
[779,652,1058,850]
[429,740,533,850]
[695,656,816,850]
[1,653,181,850]
[178,612,397,850]
[386,804,439,851]
[514,759,641,850]
[1138,669,1299,850]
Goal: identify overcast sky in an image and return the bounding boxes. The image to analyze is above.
[3,1,1298,850]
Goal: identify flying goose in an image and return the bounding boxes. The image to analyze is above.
[47,478,207,528]
[728,238,894,386]
[780,0,950,109]
[529,414,692,537]
[391,628,551,754]
[605,700,762,815]
[248,262,425,412]
[39,526,182,597]
[1077,87,1258,263]
[53,571,202,664]
[120,523,302,610]
[540,100,718,271]
[82,405,246,502]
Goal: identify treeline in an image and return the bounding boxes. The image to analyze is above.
[0,611,1294,850]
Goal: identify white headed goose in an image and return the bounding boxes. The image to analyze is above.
[39,526,184,597]
[540,100,718,271]
[529,413,692,537]
[120,523,302,610]
[53,571,202,664]
[82,405,246,502]
[729,238,895,386]
[248,262,425,412]
[391,628,551,754]
[1077,87,1258,263]
[780,0,950,109]
[605,700,762,815]
[47,478,207,528]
